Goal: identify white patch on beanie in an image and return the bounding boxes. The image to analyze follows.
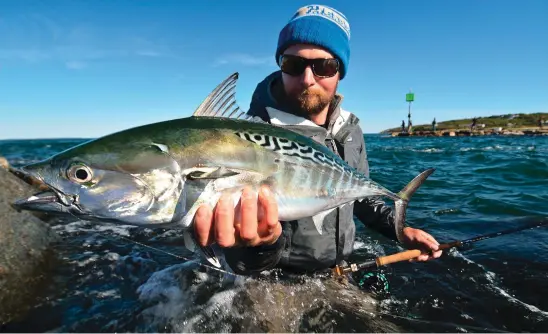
[291,4,350,39]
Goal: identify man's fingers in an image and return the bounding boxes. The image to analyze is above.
[258,186,279,237]
[418,233,439,251]
[240,187,259,245]
[194,204,213,246]
[417,254,430,261]
[215,194,236,247]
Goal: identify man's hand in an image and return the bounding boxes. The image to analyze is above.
[193,185,282,248]
[402,227,443,262]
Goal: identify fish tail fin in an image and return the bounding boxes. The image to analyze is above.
[393,168,435,243]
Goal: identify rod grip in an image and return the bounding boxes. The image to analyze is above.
[376,249,422,266]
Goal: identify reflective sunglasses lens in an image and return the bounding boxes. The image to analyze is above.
[280,55,306,76]
[313,58,339,77]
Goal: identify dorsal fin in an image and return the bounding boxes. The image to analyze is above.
[192,72,252,120]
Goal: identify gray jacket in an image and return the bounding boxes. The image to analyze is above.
[224,71,400,275]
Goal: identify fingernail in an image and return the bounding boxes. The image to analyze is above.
[242,188,255,200]
[196,207,207,219]
[260,186,270,196]
[218,195,229,205]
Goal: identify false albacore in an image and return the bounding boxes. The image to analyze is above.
[13,73,434,268]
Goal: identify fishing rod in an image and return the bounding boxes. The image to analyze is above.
[333,219,548,277]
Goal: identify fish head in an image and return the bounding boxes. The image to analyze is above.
[13,139,184,225]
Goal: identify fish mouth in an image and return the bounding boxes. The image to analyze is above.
[13,187,78,214]
[13,190,60,209]
[12,167,80,214]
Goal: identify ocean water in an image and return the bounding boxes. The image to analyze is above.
[1,134,547,332]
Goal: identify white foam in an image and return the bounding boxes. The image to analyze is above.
[135,261,241,332]
[451,250,548,318]
[419,148,443,153]
[353,241,366,250]
[353,236,386,256]
[92,224,137,237]
[105,252,120,261]
[73,254,99,267]
[483,269,548,317]
[95,289,121,299]
[53,220,137,237]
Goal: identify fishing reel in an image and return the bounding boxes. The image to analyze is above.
[353,271,390,296]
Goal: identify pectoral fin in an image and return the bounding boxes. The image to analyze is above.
[183,231,222,268]
[187,166,240,180]
[183,230,196,252]
[311,208,337,235]
[199,245,221,268]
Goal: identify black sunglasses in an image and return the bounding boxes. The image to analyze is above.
[279,54,339,78]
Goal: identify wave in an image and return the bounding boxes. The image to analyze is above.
[451,250,548,319]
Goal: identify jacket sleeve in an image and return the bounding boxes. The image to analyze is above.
[352,133,402,242]
[222,232,286,275]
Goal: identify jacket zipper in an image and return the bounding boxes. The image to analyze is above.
[329,138,339,156]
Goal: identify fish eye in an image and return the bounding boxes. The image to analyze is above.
[67,164,93,183]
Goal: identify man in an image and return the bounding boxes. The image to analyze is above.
[193,4,442,275]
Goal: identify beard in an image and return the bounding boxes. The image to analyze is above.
[285,86,335,116]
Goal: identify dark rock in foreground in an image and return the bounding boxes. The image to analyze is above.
[0,162,59,325]
[137,262,403,333]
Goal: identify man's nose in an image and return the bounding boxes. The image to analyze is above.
[300,66,316,87]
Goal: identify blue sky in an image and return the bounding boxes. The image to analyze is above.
[1,0,547,139]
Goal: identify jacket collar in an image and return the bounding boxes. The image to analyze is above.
[250,71,346,134]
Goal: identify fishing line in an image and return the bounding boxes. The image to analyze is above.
[373,311,510,333]
[103,233,242,278]
[95,233,512,333]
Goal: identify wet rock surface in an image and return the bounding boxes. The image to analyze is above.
[136,262,402,333]
[0,162,59,325]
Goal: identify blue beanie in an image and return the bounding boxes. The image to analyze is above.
[276,4,351,79]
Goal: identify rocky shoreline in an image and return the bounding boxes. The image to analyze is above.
[388,128,548,137]
[0,157,59,325]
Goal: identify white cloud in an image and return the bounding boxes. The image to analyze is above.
[65,60,87,70]
[135,50,163,57]
[213,53,275,67]
[0,14,176,67]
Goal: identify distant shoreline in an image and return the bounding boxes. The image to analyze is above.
[380,112,548,136]
[386,127,548,137]
[0,138,93,142]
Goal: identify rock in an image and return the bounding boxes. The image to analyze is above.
[6,167,50,192]
[237,277,402,333]
[0,157,8,170]
[156,263,403,333]
[0,166,59,325]
[449,131,456,137]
